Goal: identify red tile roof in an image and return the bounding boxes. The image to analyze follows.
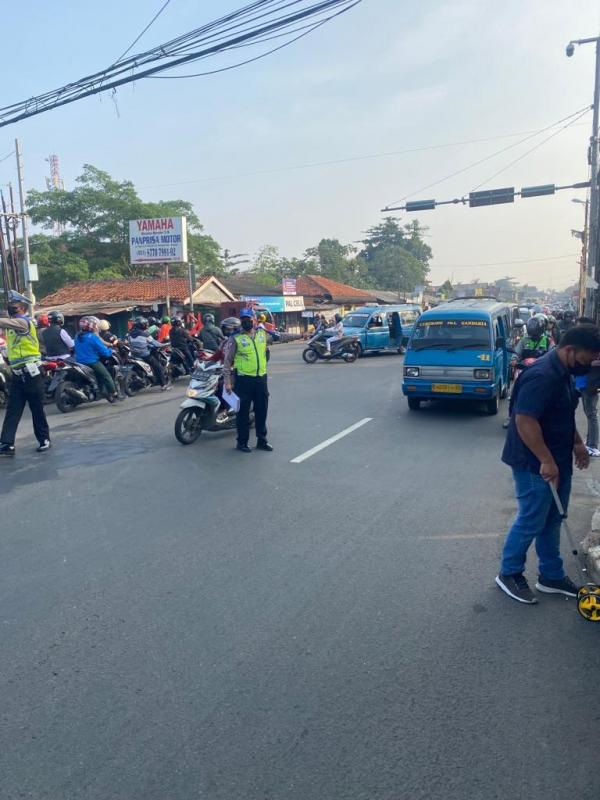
[296,275,375,303]
[39,276,211,306]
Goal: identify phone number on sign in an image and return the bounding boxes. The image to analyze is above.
[135,247,178,258]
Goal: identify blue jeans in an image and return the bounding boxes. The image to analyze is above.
[499,468,571,580]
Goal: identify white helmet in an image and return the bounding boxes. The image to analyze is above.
[98,319,110,332]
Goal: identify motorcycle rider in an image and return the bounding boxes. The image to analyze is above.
[0,290,51,456]
[557,309,575,341]
[147,316,160,338]
[128,316,170,390]
[325,313,345,354]
[169,317,195,371]
[39,311,74,360]
[198,312,225,352]
[223,308,273,453]
[98,319,118,346]
[157,315,172,342]
[514,315,551,360]
[74,317,118,402]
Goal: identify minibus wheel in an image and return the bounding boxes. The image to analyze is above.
[484,395,499,415]
[407,397,421,410]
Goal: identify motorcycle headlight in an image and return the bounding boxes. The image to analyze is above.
[186,388,199,398]
[474,369,491,380]
[404,366,420,377]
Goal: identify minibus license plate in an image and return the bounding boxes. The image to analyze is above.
[432,383,462,393]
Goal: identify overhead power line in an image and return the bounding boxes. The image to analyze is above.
[469,108,591,192]
[0,0,362,129]
[111,0,173,66]
[430,253,580,270]
[138,120,590,189]
[383,105,591,209]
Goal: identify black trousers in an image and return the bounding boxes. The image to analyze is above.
[1,372,50,446]
[145,352,167,386]
[235,374,269,446]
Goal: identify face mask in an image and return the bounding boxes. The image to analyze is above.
[570,361,591,376]
[241,318,254,331]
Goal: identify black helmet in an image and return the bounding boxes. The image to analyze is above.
[221,316,240,336]
[148,316,158,326]
[48,311,64,325]
[171,317,183,327]
[134,316,148,330]
[334,313,343,323]
[526,316,544,340]
[564,309,575,322]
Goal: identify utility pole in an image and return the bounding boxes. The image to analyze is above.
[164,263,171,316]
[565,36,600,318]
[187,260,195,313]
[14,139,33,310]
[587,39,600,317]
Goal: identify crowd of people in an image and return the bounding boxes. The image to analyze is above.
[0,291,277,457]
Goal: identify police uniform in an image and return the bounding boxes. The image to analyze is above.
[225,327,270,448]
[0,315,50,449]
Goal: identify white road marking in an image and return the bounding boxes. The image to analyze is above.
[290,417,373,463]
[418,533,500,540]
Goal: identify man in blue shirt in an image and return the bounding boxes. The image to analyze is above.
[496,324,600,604]
[74,317,118,401]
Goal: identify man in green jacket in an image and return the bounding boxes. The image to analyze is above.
[0,290,51,457]
[223,308,272,453]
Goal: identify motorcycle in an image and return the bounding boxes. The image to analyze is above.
[502,356,539,428]
[40,358,64,404]
[174,360,253,445]
[51,354,126,413]
[119,342,169,396]
[0,350,9,408]
[165,345,193,382]
[302,332,360,364]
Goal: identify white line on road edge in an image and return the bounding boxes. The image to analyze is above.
[290,418,373,464]
[418,533,500,540]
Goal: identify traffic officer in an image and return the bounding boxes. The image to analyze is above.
[223,307,272,453]
[0,290,51,457]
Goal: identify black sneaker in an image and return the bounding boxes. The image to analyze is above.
[535,576,579,597]
[495,574,538,604]
[236,444,252,453]
[36,440,52,453]
[256,439,273,452]
[0,443,15,458]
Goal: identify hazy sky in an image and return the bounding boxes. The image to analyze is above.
[2,0,600,289]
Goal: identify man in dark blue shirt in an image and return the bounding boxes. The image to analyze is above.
[496,324,600,604]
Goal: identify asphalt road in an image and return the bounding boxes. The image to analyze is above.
[2,343,600,800]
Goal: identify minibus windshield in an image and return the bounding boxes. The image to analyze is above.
[411,318,491,350]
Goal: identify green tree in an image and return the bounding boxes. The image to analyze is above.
[29,235,90,298]
[251,244,280,274]
[304,239,356,283]
[439,279,453,298]
[27,164,222,294]
[358,217,431,291]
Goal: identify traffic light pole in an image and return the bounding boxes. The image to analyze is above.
[588,38,600,318]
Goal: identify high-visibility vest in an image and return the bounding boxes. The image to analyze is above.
[6,318,41,367]
[521,334,549,357]
[233,329,267,377]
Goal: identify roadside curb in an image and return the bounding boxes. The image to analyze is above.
[583,509,600,583]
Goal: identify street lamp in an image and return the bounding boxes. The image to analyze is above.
[565,35,600,317]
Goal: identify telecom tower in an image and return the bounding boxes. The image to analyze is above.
[45,154,65,234]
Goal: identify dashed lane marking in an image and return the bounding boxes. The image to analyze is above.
[290,417,373,464]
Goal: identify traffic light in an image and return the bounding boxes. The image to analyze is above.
[405,199,436,212]
[469,187,515,207]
